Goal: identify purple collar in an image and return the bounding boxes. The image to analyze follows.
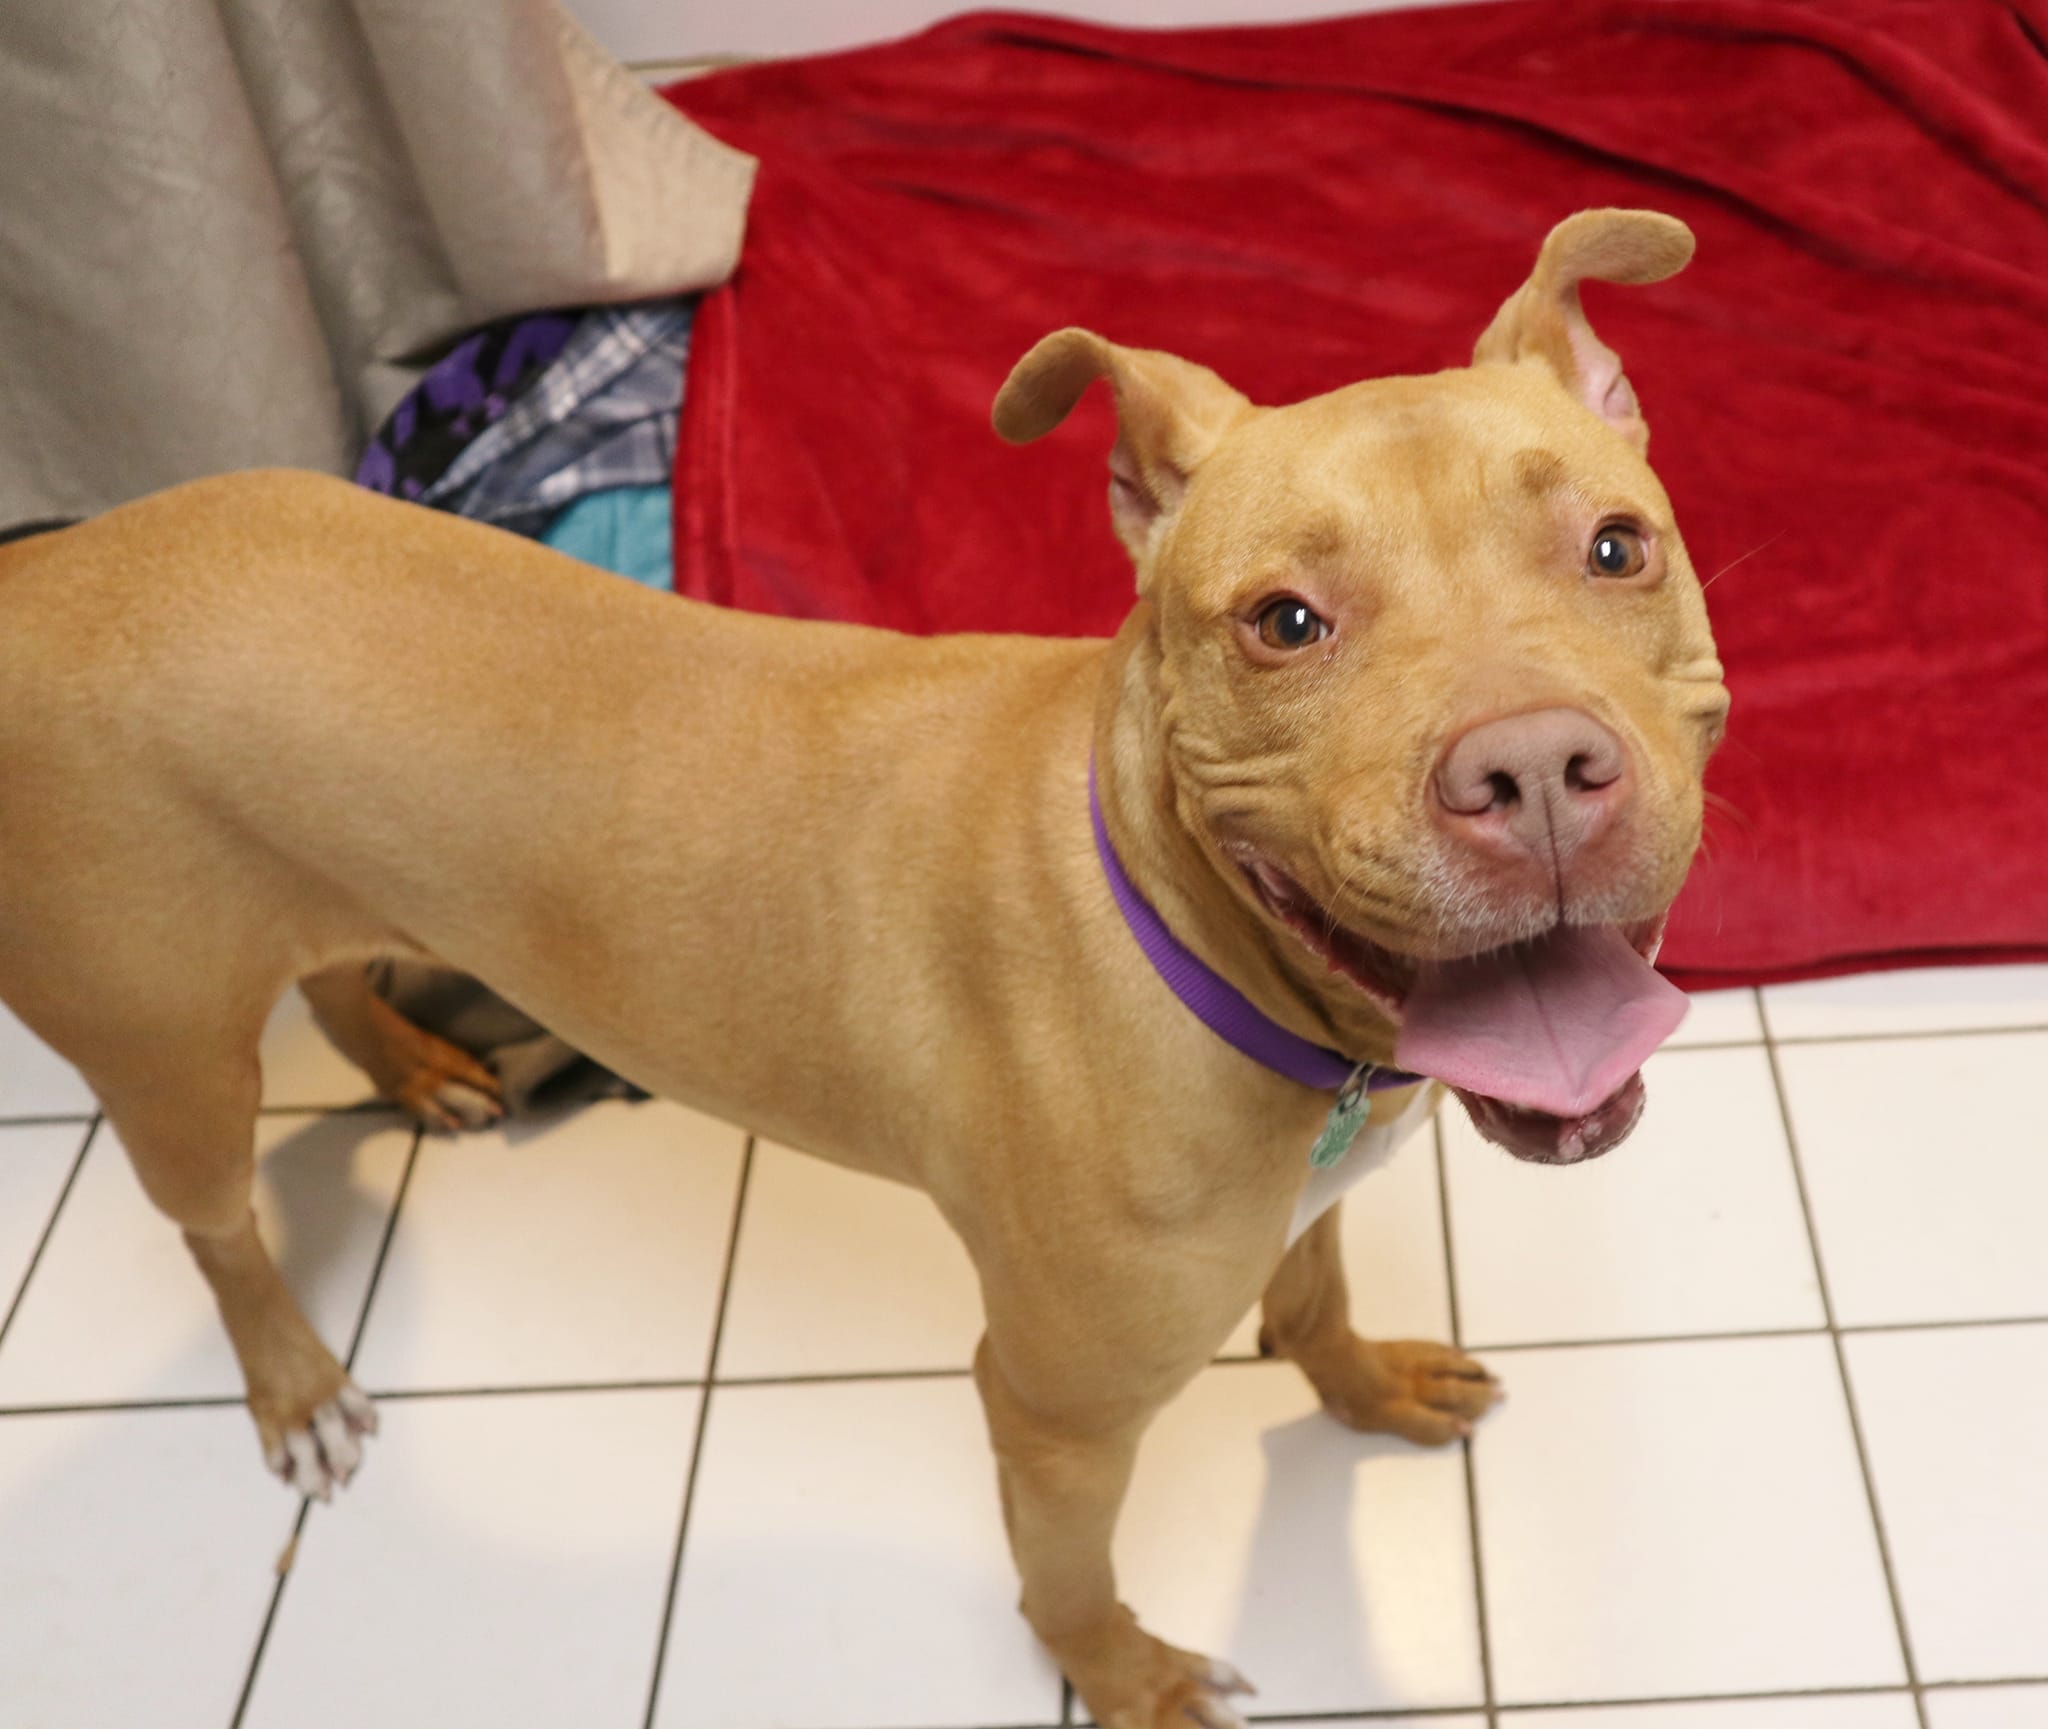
[1089,761,1422,1095]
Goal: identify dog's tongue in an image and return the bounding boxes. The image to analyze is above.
[1394,925,1687,1117]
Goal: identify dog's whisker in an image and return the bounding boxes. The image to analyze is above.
[1701,788,1757,834]
[1700,531,1782,591]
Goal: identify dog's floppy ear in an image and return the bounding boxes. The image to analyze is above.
[1472,209,1693,452]
[993,328,1251,567]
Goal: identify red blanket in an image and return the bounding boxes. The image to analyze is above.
[663,0,2048,988]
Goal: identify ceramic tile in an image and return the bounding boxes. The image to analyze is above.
[1474,1335,1905,1703]
[244,1387,697,1729]
[1665,987,1765,1047]
[1762,965,2048,1040]
[1504,1699,1919,1729]
[1110,1360,1484,1717]
[1925,1685,2048,1729]
[1445,1046,1824,1347]
[653,1377,1062,1729]
[1780,1032,2048,1326]
[1219,1118,1455,1357]
[351,1100,744,1392]
[0,999,94,1118]
[0,1404,297,1729]
[13,955,2048,1729]
[1303,1720,1487,1729]
[0,1121,90,1324]
[1846,1325,2048,1682]
[0,1112,412,1405]
[717,1139,984,1378]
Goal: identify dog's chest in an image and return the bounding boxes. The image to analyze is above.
[1285,1085,1437,1248]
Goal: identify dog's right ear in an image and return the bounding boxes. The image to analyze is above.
[993,328,1251,569]
[1472,209,1694,453]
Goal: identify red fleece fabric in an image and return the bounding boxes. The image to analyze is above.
[662,0,2048,989]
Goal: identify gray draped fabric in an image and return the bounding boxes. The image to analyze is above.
[0,0,754,521]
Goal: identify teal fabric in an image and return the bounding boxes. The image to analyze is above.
[540,485,674,592]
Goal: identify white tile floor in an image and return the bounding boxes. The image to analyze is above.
[1,967,2044,1729]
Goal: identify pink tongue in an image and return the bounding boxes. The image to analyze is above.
[1393,925,1688,1117]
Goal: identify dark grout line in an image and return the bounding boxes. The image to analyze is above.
[1651,1037,1763,1053]
[717,1362,979,1388]
[0,1116,98,1360]
[1434,1116,1498,1729]
[1846,1313,2048,1338]
[1764,1020,2048,1049]
[640,1135,756,1729]
[254,1099,390,1119]
[1060,1684,2047,1729]
[0,1381,720,1420]
[231,1121,424,1729]
[1243,1708,1504,1724]
[1455,1681,1974,1716]
[12,1306,2045,1424]
[370,1377,708,1402]
[228,1495,313,1729]
[1250,1683,1933,1720]
[1459,1438,1498,1729]
[1920,1675,2048,1692]
[1466,1315,2048,1356]
[1760,1023,1928,1729]
[341,1128,424,1372]
[6,1015,2039,1140]
[1472,1326,1827,1356]
[0,1393,245,1418]
[1433,1116,1466,1356]
[780,1721,1062,1729]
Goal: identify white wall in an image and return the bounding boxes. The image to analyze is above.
[566,0,1460,66]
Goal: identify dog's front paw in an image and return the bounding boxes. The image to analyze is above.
[1308,1337,1503,1446]
[1051,1605,1254,1729]
[259,1379,378,1502]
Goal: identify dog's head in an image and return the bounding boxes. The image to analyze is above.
[995,209,1728,1165]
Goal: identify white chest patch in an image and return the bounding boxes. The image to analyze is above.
[1285,1084,1438,1248]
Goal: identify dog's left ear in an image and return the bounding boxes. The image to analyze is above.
[993,328,1251,570]
[1472,209,1694,452]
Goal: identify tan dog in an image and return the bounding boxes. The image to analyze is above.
[0,210,1724,1728]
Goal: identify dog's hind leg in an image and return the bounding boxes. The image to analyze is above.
[1258,1202,1501,1444]
[300,962,503,1133]
[22,982,375,1498]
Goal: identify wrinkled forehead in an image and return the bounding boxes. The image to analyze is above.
[1169,367,1672,612]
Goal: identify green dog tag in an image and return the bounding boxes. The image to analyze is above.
[1309,1065,1374,1169]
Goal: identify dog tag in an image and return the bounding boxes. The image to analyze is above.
[1308,1064,1374,1169]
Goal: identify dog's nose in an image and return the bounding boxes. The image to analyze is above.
[1433,708,1632,864]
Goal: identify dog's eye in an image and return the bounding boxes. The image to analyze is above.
[1588,525,1647,579]
[1253,598,1330,651]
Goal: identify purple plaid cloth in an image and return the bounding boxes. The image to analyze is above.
[355,312,578,501]
[415,303,692,536]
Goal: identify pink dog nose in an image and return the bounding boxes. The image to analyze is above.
[1434,708,1631,864]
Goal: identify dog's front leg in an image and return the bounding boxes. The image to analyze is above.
[974,1335,1254,1729]
[1258,1204,1502,1443]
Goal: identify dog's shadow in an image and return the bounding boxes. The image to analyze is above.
[255,1109,414,1332]
[1224,1410,1419,1705]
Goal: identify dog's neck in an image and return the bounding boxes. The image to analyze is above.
[1091,608,1404,1073]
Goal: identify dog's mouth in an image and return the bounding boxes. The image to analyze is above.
[1239,859,1684,1166]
